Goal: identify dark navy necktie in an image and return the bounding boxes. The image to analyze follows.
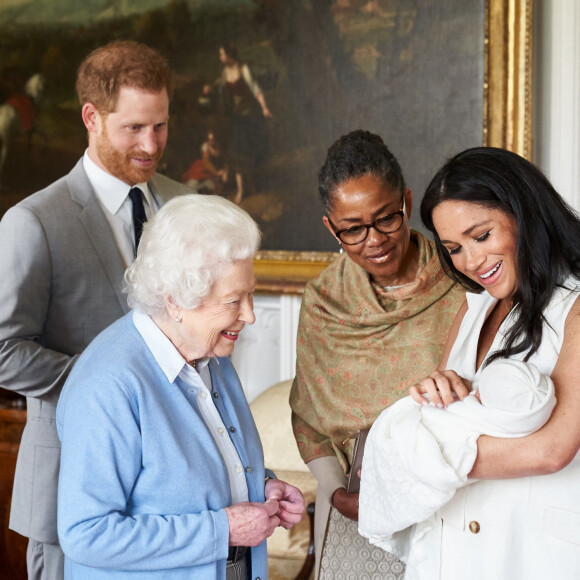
[128,187,147,251]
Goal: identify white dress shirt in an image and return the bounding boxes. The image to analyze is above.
[132,310,249,504]
[83,151,158,267]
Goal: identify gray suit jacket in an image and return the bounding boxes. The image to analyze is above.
[0,159,192,543]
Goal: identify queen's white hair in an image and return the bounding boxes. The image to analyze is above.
[124,194,261,316]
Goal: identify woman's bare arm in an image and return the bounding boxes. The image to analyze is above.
[411,295,580,478]
[470,296,580,478]
[437,298,468,370]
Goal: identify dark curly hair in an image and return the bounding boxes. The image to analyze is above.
[318,130,406,215]
[421,146,580,364]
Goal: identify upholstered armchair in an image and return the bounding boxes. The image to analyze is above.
[250,380,316,580]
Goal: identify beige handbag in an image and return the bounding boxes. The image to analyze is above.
[346,428,369,493]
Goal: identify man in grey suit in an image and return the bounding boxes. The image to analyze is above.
[0,40,193,579]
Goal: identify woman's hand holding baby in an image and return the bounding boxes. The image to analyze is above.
[409,370,472,408]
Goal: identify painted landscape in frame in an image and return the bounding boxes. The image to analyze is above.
[0,0,532,289]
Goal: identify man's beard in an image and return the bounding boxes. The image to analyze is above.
[96,128,163,185]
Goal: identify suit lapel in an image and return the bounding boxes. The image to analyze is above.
[148,174,169,209]
[67,160,130,314]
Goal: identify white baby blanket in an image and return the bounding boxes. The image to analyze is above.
[358,360,555,579]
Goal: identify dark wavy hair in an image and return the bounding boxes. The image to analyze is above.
[421,146,580,364]
[318,130,406,215]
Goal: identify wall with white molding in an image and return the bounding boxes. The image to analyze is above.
[230,294,302,403]
[534,0,580,211]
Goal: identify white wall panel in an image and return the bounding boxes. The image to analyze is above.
[231,294,303,403]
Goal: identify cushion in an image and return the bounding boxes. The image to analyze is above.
[250,380,308,473]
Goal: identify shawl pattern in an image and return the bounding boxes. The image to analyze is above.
[290,232,465,471]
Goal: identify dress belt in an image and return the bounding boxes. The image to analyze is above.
[227,546,248,563]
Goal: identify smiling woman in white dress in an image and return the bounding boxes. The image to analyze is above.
[403,147,580,580]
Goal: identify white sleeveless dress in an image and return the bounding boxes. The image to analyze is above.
[438,278,580,580]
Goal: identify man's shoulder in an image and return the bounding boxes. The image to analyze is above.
[149,172,195,200]
[18,177,70,210]
[14,159,87,213]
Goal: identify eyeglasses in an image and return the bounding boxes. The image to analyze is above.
[328,198,406,245]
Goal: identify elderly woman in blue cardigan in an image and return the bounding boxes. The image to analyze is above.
[56,194,304,579]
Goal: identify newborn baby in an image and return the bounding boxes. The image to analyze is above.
[358,359,556,577]
[475,357,550,411]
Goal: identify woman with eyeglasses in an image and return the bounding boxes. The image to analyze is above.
[289,130,465,579]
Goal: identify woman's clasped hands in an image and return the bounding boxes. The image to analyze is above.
[409,369,472,408]
[225,479,304,546]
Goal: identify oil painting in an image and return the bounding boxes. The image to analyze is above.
[0,0,530,262]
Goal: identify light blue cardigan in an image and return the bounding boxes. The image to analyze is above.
[57,312,268,579]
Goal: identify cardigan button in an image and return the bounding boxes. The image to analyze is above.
[469,521,480,534]
[245,466,252,473]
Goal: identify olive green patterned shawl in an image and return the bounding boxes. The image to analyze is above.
[290,232,465,472]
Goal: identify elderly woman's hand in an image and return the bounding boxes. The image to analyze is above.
[409,370,472,408]
[331,488,359,521]
[265,478,305,529]
[225,500,280,546]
